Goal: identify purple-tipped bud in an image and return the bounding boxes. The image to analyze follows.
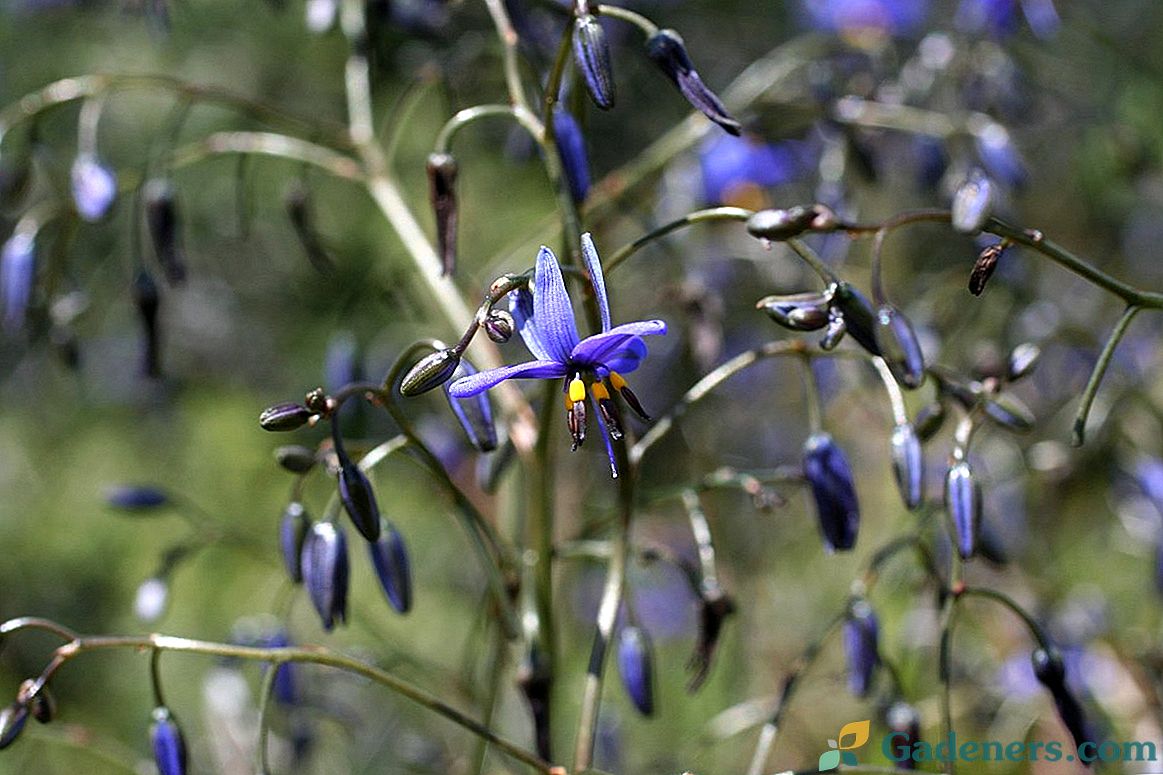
[301,521,349,631]
[337,456,381,543]
[843,599,880,697]
[914,402,946,441]
[483,309,515,343]
[280,502,310,583]
[969,241,1007,296]
[552,108,590,204]
[885,702,921,770]
[400,348,460,396]
[803,432,860,552]
[1,230,35,333]
[1006,343,1040,382]
[105,485,168,510]
[830,282,881,356]
[285,183,335,275]
[756,291,832,331]
[275,445,317,474]
[426,153,458,276]
[369,521,412,613]
[133,269,162,378]
[975,122,1027,188]
[150,707,188,775]
[0,703,28,750]
[945,460,981,559]
[983,394,1035,432]
[144,178,187,285]
[259,402,314,432]
[1032,647,1094,758]
[573,14,615,110]
[444,359,498,452]
[875,305,925,389]
[71,154,117,222]
[746,205,830,242]
[646,29,741,135]
[891,423,923,510]
[951,168,994,234]
[617,625,654,716]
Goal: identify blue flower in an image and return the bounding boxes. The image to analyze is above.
[448,234,666,477]
[70,154,117,222]
[803,0,929,38]
[698,133,803,207]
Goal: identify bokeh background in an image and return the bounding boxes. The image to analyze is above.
[3,0,1163,772]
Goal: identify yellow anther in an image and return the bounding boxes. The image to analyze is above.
[568,378,586,403]
[609,371,627,390]
[563,392,573,411]
[591,382,611,401]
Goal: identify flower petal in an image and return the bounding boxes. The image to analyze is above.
[534,246,581,362]
[509,287,553,361]
[581,233,611,332]
[603,338,649,374]
[447,359,567,398]
[571,319,666,368]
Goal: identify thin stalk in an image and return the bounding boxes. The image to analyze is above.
[255,657,280,775]
[168,131,364,182]
[799,353,823,433]
[149,648,166,708]
[870,356,909,425]
[1072,304,1142,446]
[434,104,522,153]
[786,238,840,285]
[868,209,950,305]
[938,597,960,775]
[958,587,1051,649]
[603,207,753,275]
[541,13,575,130]
[594,3,658,36]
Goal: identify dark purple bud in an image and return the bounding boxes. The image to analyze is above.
[875,305,925,389]
[891,423,923,510]
[426,153,458,276]
[400,348,460,396]
[133,269,162,378]
[0,703,28,750]
[885,702,920,770]
[259,402,314,432]
[843,599,880,697]
[337,456,382,543]
[70,154,117,222]
[280,502,310,583]
[105,485,168,510]
[914,401,946,441]
[370,522,412,614]
[1006,343,1040,382]
[301,521,349,631]
[803,432,860,552]
[285,183,335,275]
[573,14,615,110]
[969,241,1007,296]
[688,584,735,692]
[746,205,825,242]
[616,625,654,716]
[483,308,515,343]
[983,393,1035,432]
[27,688,54,725]
[144,179,187,285]
[976,516,1008,566]
[1,231,35,333]
[819,310,847,350]
[975,122,1027,188]
[150,707,188,775]
[756,291,831,331]
[951,168,994,234]
[830,282,881,356]
[945,460,981,559]
[444,359,498,453]
[552,108,590,204]
[1032,647,1094,758]
[646,29,741,135]
[274,445,317,474]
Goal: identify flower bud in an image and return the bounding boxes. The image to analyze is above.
[275,445,317,474]
[969,241,1007,296]
[337,455,382,543]
[553,108,590,204]
[756,291,831,331]
[945,460,981,559]
[885,702,921,771]
[280,502,310,583]
[0,703,28,750]
[444,359,498,452]
[400,348,460,396]
[369,521,412,613]
[819,310,847,350]
[803,432,860,552]
[914,401,946,441]
[1031,647,1094,757]
[974,122,1027,188]
[70,154,117,222]
[135,577,169,622]
[1,230,35,333]
[483,309,515,343]
[982,393,1035,432]
[573,14,615,110]
[646,29,741,135]
[144,178,188,285]
[259,402,314,432]
[133,269,162,378]
[875,305,925,389]
[150,706,188,775]
[301,521,349,631]
[1006,343,1040,382]
[951,168,993,234]
[105,485,168,511]
[891,423,923,510]
[426,153,458,276]
[616,625,654,716]
[27,688,54,725]
[830,282,881,356]
[843,599,880,697]
[746,205,818,242]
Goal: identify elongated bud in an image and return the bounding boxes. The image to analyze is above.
[483,308,514,343]
[26,687,55,725]
[144,179,187,284]
[150,706,188,775]
[977,516,1008,565]
[617,625,654,716]
[285,183,335,275]
[914,401,946,441]
[746,204,836,242]
[280,502,310,583]
[573,14,615,109]
[426,153,458,276]
[260,402,314,432]
[819,310,847,350]
[969,241,1007,296]
[106,485,168,510]
[1006,343,1040,381]
[444,360,498,452]
[983,393,1035,432]
[301,521,349,631]
[646,29,741,135]
[843,599,880,697]
[951,168,993,234]
[133,269,162,378]
[756,291,831,331]
[1,230,35,333]
[875,305,925,388]
[400,348,460,396]
[552,108,590,204]
[803,432,860,552]
[1032,647,1094,758]
[369,521,412,613]
[0,703,28,749]
[885,702,921,771]
[945,460,981,559]
[71,154,118,221]
[830,282,881,356]
[337,453,382,542]
[274,445,317,474]
[891,423,923,510]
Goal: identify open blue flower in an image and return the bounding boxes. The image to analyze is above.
[448,234,666,476]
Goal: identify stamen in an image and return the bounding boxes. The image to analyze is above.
[592,381,623,440]
[609,371,651,422]
[565,375,588,451]
[569,377,586,403]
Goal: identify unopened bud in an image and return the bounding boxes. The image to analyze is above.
[259,402,314,432]
[426,153,458,276]
[399,348,460,396]
[969,241,1007,296]
[274,445,317,474]
[573,14,615,110]
[484,309,515,343]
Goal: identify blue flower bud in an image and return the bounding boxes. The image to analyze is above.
[573,14,615,110]
[301,521,349,631]
[400,348,460,396]
[483,309,514,343]
[1,230,35,333]
[1031,647,1094,757]
[444,359,498,453]
[914,401,946,441]
[552,108,590,204]
[337,455,382,543]
[945,460,981,559]
[885,702,920,770]
[875,305,925,389]
[105,485,169,511]
[890,423,923,510]
[982,393,1035,432]
[803,432,860,552]
[0,703,28,750]
[756,291,832,331]
[71,154,117,221]
[150,707,188,775]
[830,282,881,356]
[951,168,993,234]
[259,402,314,432]
[646,29,741,135]
[1006,343,1040,381]
[616,625,654,716]
[843,599,880,697]
[144,178,187,285]
[974,122,1027,188]
[280,502,310,583]
[369,521,412,613]
[426,153,458,276]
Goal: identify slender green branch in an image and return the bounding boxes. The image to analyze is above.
[169,131,364,181]
[786,238,840,285]
[603,207,753,275]
[870,357,908,426]
[958,587,1051,649]
[1072,304,1142,446]
[255,656,280,775]
[681,489,718,585]
[594,4,659,36]
[149,648,166,708]
[938,597,960,775]
[867,209,950,305]
[541,12,575,130]
[799,353,823,433]
[381,72,439,169]
[434,105,522,153]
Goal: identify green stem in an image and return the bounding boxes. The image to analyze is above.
[800,353,823,433]
[434,104,522,154]
[1072,304,1142,446]
[149,648,165,708]
[938,597,960,775]
[603,207,753,275]
[958,587,1051,649]
[541,13,575,130]
[169,131,364,181]
[870,357,908,426]
[787,238,840,285]
[594,3,659,36]
[255,656,280,775]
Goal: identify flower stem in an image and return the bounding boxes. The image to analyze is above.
[603,207,753,275]
[1072,304,1142,446]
